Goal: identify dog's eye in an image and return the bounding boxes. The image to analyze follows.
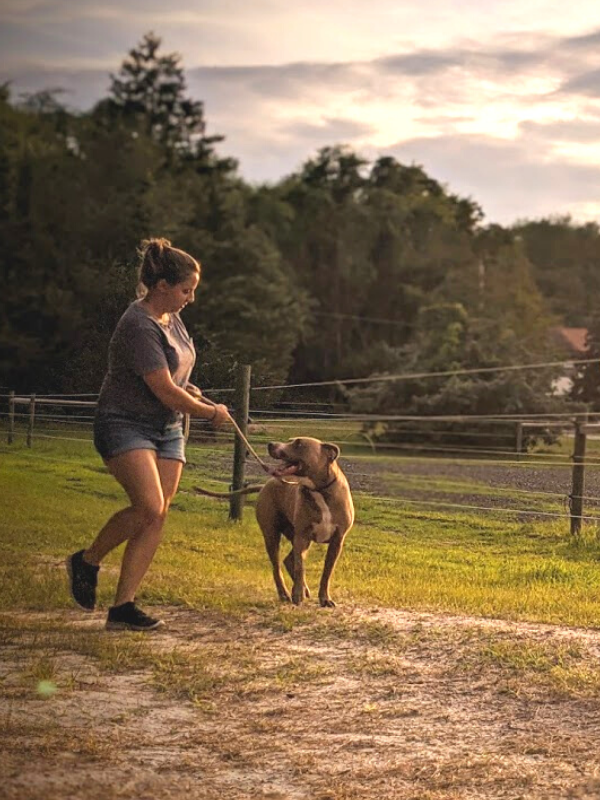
[293,438,302,448]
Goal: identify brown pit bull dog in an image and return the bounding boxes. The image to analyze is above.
[255,437,355,607]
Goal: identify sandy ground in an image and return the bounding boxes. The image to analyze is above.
[3,604,600,800]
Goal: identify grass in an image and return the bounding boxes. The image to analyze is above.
[463,635,600,698]
[380,472,569,513]
[6,432,600,800]
[3,436,600,627]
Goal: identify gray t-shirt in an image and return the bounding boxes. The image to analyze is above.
[97,300,196,426]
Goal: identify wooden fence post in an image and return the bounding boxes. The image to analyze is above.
[229,364,251,521]
[27,394,36,448]
[8,391,15,444]
[570,416,588,537]
[515,422,523,459]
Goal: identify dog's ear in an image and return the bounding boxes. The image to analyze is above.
[322,442,340,462]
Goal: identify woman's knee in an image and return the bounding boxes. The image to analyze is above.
[132,498,167,528]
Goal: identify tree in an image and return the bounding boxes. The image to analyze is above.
[183,221,312,390]
[276,151,488,391]
[108,32,233,171]
[513,217,600,325]
[277,146,374,382]
[0,80,169,392]
[363,157,482,348]
[348,302,569,450]
[0,85,85,391]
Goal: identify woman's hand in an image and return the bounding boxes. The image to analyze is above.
[209,403,229,428]
[188,386,228,426]
[143,370,227,422]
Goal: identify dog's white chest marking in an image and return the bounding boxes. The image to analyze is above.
[309,491,336,544]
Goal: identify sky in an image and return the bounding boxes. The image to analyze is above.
[2,0,600,225]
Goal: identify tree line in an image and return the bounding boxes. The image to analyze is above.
[2,32,600,440]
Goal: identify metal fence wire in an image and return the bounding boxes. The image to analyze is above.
[3,375,600,532]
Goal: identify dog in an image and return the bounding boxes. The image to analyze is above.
[255,437,355,607]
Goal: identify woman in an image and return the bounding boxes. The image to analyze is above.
[67,238,229,631]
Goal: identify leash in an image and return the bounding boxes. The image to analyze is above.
[189,395,337,499]
[186,397,271,499]
[201,396,272,474]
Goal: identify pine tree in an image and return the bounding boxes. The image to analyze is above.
[108,32,232,169]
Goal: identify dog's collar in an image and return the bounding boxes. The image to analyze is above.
[306,476,338,493]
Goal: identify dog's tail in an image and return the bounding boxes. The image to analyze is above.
[192,484,264,499]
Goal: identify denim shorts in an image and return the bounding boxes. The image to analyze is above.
[94,412,186,463]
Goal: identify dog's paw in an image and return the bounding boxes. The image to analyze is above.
[319,598,336,608]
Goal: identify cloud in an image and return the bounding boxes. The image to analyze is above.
[378,51,461,76]
[414,114,475,126]
[3,1,600,71]
[559,69,600,98]
[278,117,377,144]
[561,28,600,51]
[1,67,110,109]
[0,0,245,24]
[387,133,600,222]
[191,61,364,101]
[2,17,600,224]
[519,118,600,142]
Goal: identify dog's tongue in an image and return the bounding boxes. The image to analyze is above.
[273,463,298,477]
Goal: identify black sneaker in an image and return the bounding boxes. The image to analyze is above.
[105,602,164,632]
[66,550,99,611]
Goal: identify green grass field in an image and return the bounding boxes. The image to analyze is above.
[3,434,600,628]
[5,433,600,800]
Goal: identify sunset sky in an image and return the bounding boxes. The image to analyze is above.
[2,0,600,225]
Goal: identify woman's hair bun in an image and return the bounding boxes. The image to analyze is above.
[137,236,200,296]
[141,237,172,258]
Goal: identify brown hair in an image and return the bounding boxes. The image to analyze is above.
[137,238,201,295]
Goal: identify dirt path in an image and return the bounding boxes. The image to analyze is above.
[3,604,600,799]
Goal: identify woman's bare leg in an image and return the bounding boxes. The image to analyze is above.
[82,449,165,605]
[113,457,183,605]
[84,450,164,562]
[156,457,184,511]
[83,507,146,565]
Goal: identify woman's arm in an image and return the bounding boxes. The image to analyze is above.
[144,368,228,425]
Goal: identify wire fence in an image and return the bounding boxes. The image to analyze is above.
[4,349,600,528]
[3,387,600,535]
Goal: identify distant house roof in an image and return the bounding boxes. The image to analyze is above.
[550,327,589,355]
